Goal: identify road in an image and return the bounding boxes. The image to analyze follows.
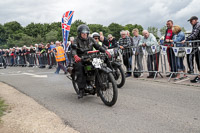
[0,67,200,133]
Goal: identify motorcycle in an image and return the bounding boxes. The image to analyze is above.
[67,49,118,107]
[106,48,126,88]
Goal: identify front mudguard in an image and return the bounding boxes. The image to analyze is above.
[99,67,112,74]
[111,61,121,67]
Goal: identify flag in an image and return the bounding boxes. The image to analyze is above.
[185,47,192,54]
[62,11,74,51]
[151,45,156,53]
[172,47,179,56]
[132,48,136,55]
[142,47,146,55]
[161,46,167,55]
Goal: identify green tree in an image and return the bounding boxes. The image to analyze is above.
[70,20,86,38]
[108,23,124,40]
[45,30,58,42]
[34,35,44,44]
[124,24,144,36]
[148,26,158,38]
[88,24,104,33]
[0,24,7,44]
[181,27,186,33]
[4,21,23,35]
[159,26,167,36]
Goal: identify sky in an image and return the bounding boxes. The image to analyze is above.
[0,0,200,31]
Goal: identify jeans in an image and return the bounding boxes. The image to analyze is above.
[55,61,67,74]
[147,52,160,76]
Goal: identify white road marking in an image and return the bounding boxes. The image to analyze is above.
[22,73,48,78]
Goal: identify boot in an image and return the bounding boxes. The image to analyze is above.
[78,89,84,99]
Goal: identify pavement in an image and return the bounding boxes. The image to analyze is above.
[0,67,200,133]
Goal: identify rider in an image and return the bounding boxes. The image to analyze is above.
[92,32,103,50]
[71,24,111,99]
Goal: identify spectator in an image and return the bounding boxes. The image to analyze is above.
[132,28,143,77]
[119,30,133,77]
[29,45,35,67]
[92,32,103,51]
[10,47,16,66]
[37,44,43,68]
[54,41,67,74]
[164,20,177,78]
[139,30,160,78]
[182,16,200,83]
[107,34,118,49]
[40,44,47,68]
[171,25,187,81]
[20,46,27,67]
[126,30,133,45]
[99,32,109,47]
[47,43,54,69]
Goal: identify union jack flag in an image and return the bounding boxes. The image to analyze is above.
[62,11,74,51]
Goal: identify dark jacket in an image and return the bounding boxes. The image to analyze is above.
[72,36,106,57]
[186,22,200,47]
[107,38,118,49]
[100,37,109,47]
[118,36,132,56]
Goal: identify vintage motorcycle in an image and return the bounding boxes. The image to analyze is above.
[67,49,118,107]
[106,48,126,88]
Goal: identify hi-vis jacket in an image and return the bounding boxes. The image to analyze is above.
[55,46,66,62]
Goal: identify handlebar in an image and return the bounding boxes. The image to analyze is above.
[81,51,107,61]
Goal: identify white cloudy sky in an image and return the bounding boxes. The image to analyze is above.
[0,0,199,31]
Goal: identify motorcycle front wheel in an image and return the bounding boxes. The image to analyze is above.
[97,72,118,106]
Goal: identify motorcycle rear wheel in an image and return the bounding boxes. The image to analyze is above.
[114,66,125,88]
[72,74,79,95]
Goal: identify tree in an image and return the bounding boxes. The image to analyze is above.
[0,24,7,44]
[124,24,144,35]
[69,20,86,37]
[181,27,186,33]
[45,30,58,43]
[34,35,44,44]
[148,26,158,38]
[4,21,23,35]
[88,24,104,34]
[108,23,124,40]
[159,26,167,36]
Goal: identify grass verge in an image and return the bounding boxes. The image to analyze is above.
[0,97,7,122]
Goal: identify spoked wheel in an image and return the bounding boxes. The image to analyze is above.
[97,72,118,106]
[72,74,79,94]
[113,66,125,88]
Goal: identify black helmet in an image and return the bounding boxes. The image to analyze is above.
[77,24,90,39]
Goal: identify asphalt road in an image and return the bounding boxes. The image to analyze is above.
[0,67,200,133]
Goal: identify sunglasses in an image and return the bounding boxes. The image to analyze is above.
[94,38,99,40]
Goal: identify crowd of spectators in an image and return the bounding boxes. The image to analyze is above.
[1,16,200,83]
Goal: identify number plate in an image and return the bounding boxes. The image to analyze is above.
[92,58,103,68]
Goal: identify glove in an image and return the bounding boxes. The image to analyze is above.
[105,50,111,59]
[74,55,81,63]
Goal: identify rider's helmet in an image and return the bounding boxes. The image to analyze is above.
[91,32,100,40]
[77,24,90,39]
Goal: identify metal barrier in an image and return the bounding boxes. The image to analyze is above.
[1,40,200,82]
[119,40,200,81]
[1,53,58,68]
[162,40,200,81]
